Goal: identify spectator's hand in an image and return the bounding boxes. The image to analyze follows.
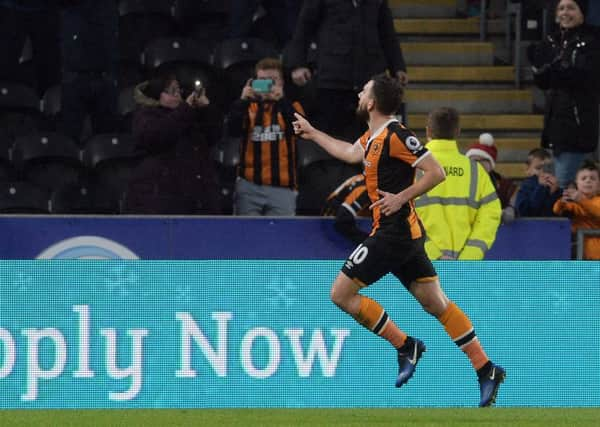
[160,92,182,109]
[292,112,316,139]
[562,187,580,202]
[539,173,559,193]
[369,189,406,216]
[395,70,409,87]
[264,84,284,102]
[193,92,210,108]
[501,206,516,224]
[291,67,312,86]
[241,79,257,101]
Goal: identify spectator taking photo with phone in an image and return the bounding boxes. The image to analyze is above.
[227,57,305,216]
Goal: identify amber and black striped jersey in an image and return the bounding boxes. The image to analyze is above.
[239,100,305,189]
[359,118,430,240]
[322,174,370,217]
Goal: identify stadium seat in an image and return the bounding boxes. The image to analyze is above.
[50,181,96,214]
[214,37,279,71]
[0,81,39,111]
[12,132,84,192]
[215,136,240,168]
[117,85,137,132]
[142,36,212,70]
[82,133,140,209]
[17,37,35,88]
[172,0,231,49]
[0,81,42,140]
[213,37,280,104]
[118,60,144,90]
[296,159,362,216]
[214,136,240,214]
[50,179,121,214]
[296,137,333,169]
[41,84,61,131]
[118,0,176,64]
[0,181,50,213]
[0,134,15,182]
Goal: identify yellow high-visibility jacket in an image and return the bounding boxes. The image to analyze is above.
[416,139,501,260]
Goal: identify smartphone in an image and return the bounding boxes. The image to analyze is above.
[251,79,274,94]
[194,80,204,96]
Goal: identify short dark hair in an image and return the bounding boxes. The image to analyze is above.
[255,57,283,77]
[427,107,460,139]
[526,148,552,164]
[370,73,404,115]
[577,159,600,175]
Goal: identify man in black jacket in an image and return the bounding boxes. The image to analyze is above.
[285,0,407,141]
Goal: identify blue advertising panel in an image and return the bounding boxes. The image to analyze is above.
[0,216,571,260]
[0,260,598,408]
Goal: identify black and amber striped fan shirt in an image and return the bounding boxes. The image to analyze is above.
[359,119,430,240]
[322,174,370,217]
[239,100,304,189]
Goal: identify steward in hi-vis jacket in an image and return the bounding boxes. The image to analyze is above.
[415,108,501,260]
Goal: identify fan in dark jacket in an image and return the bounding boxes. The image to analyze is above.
[526,0,600,188]
[284,0,407,140]
[123,75,221,215]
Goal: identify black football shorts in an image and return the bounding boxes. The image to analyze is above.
[341,234,437,289]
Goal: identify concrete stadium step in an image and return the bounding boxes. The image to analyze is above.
[408,114,543,131]
[402,42,494,65]
[395,18,504,35]
[389,0,458,18]
[408,66,514,82]
[404,89,533,114]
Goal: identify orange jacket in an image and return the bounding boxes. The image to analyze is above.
[553,195,600,260]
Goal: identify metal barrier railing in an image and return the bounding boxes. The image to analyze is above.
[480,0,488,41]
[504,0,522,88]
[576,229,600,260]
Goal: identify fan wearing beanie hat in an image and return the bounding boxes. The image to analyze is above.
[465,133,519,223]
[570,0,588,18]
[465,133,497,173]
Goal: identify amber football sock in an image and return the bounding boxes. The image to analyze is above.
[438,301,489,371]
[355,296,407,349]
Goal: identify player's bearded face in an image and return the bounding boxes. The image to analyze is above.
[356,81,373,122]
[356,97,371,122]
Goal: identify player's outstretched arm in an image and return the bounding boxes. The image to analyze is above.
[292,113,363,164]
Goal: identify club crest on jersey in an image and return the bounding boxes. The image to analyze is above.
[372,143,380,153]
[405,135,422,153]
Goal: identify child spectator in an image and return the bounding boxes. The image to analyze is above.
[515,148,562,217]
[465,133,518,223]
[228,57,304,216]
[553,159,600,260]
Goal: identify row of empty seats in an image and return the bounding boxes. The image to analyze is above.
[0,132,138,213]
[0,130,338,214]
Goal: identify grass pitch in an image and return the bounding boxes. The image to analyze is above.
[2,408,599,427]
